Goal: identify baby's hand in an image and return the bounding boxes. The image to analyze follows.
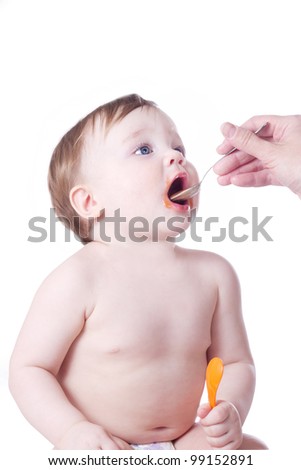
[197,401,243,450]
[54,421,126,450]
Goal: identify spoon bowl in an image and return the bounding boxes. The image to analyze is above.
[206,357,224,409]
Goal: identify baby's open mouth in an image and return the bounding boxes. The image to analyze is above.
[167,176,189,206]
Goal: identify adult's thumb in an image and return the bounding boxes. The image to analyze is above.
[221,122,272,161]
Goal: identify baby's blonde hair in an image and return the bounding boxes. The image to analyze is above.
[48,94,156,243]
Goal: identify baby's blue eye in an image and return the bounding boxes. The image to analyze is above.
[175,146,185,156]
[135,145,152,156]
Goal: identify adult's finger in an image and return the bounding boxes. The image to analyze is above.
[214,152,255,175]
[229,169,278,187]
[219,122,275,162]
[216,115,282,155]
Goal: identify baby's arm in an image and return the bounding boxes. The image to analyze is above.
[199,256,255,449]
[9,256,121,449]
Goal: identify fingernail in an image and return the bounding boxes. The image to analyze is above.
[221,122,236,138]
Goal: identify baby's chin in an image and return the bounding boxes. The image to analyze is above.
[154,218,192,243]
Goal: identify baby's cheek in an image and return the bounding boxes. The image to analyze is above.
[186,162,199,183]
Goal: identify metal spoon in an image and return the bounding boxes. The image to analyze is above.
[206,357,224,409]
[170,122,268,202]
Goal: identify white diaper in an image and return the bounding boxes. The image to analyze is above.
[132,441,175,450]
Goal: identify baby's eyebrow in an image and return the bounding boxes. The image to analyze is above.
[123,128,149,143]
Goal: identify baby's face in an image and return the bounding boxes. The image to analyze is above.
[81,106,199,239]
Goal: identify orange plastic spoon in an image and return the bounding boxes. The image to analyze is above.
[206,357,224,409]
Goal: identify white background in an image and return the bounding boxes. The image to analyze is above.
[1,0,301,467]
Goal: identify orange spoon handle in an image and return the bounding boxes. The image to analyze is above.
[206,357,224,409]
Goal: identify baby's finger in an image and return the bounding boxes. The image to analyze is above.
[197,403,211,419]
[208,437,239,450]
[200,401,229,426]
[98,433,121,450]
[113,436,133,450]
[206,432,233,449]
[202,421,228,438]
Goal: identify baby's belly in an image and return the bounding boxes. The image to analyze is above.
[59,355,206,444]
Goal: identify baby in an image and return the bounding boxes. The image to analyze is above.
[9,94,267,450]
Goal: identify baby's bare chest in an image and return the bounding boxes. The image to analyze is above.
[79,272,216,359]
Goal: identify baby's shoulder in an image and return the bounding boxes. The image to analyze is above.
[176,245,229,264]
[43,242,102,288]
[176,246,238,280]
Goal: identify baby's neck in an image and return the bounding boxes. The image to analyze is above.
[93,238,177,261]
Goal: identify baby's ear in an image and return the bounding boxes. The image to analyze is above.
[69,185,103,219]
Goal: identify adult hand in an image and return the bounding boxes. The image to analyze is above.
[214,115,301,198]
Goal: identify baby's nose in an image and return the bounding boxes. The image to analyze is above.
[164,150,186,167]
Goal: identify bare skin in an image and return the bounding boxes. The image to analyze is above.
[9,241,263,449]
[9,106,267,450]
